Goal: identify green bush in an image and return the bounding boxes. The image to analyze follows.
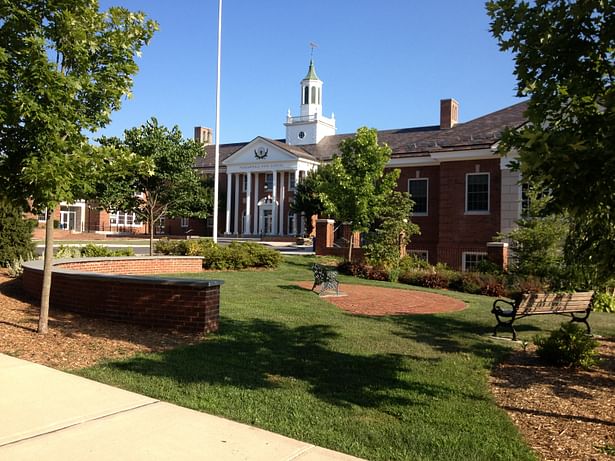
[0,200,35,267]
[534,322,599,368]
[56,244,134,258]
[592,291,615,313]
[55,245,81,258]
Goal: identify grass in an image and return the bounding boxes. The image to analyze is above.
[76,256,615,461]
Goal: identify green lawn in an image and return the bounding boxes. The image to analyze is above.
[76,256,615,461]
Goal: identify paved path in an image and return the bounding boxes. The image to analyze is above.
[0,354,365,461]
[295,281,466,315]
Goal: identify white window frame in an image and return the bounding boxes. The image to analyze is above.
[462,251,487,272]
[110,211,140,227]
[465,172,490,214]
[288,174,296,191]
[408,178,428,216]
[180,217,190,228]
[408,250,429,261]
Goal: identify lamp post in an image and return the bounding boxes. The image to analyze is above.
[212,0,222,243]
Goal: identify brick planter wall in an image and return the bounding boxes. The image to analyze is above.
[22,257,223,334]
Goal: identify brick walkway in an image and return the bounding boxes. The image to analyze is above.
[295,281,466,316]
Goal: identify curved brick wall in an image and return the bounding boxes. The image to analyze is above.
[22,257,223,334]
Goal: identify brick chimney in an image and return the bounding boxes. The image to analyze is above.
[194,126,213,145]
[440,98,459,129]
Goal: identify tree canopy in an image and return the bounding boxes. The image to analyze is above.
[487,0,614,284]
[319,127,415,259]
[97,118,212,255]
[0,0,157,332]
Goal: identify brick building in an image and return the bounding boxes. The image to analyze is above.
[195,60,527,270]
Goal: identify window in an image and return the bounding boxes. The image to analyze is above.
[462,252,487,272]
[311,86,316,104]
[265,173,273,190]
[303,86,309,105]
[408,178,428,215]
[242,175,248,192]
[110,211,140,227]
[289,174,296,191]
[466,173,490,213]
[180,217,189,228]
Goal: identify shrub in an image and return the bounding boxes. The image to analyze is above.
[592,291,615,313]
[534,322,599,368]
[80,244,134,257]
[199,242,281,270]
[0,200,35,267]
[55,245,81,258]
[399,255,431,272]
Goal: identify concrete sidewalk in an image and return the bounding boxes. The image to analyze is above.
[0,354,365,460]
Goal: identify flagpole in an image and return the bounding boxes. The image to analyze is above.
[212,0,222,243]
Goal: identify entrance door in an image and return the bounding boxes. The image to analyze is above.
[60,211,76,230]
[262,209,272,235]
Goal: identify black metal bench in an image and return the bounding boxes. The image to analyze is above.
[311,264,340,296]
[492,291,594,341]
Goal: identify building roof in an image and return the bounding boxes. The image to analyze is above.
[303,60,319,81]
[196,101,528,170]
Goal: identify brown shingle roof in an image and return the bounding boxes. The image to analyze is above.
[195,101,528,169]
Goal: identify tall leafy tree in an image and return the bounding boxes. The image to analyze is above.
[487,0,615,284]
[0,0,157,333]
[319,127,410,260]
[97,118,213,255]
[290,164,335,235]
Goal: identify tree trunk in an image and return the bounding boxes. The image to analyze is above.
[38,211,55,334]
[347,233,353,261]
[149,212,154,256]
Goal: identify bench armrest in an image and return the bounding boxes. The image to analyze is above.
[492,298,516,314]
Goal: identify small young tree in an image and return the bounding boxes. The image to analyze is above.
[0,199,36,267]
[501,187,569,283]
[97,118,213,255]
[363,191,420,279]
[0,1,157,333]
[319,127,402,260]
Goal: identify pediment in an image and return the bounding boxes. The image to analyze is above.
[223,137,297,166]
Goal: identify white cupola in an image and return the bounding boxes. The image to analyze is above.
[300,60,323,117]
[285,60,336,146]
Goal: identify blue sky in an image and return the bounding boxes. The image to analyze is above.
[97,0,521,144]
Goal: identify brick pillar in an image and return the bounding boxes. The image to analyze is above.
[315,219,334,255]
[487,242,509,272]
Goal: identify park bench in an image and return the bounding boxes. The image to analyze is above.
[311,263,340,296]
[491,291,594,341]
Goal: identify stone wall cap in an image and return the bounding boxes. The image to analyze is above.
[486,242,509,248]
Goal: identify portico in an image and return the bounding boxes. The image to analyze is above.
[222,137,318,236]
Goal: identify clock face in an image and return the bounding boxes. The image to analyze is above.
[298,131,305,139]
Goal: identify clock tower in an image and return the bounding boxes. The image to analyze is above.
[285,60,336,146]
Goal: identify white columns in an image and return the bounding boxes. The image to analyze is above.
[271,170,278,235]
[294,170,300,235]
[279,172,286,235]
[245,173,252,234]
[233,173,239,234]
[254,173,259,234]
[225,173,232,235]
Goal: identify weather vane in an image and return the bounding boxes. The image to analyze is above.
[309,42,318,58]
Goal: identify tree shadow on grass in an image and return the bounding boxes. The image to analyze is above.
[104,317,470,409]
[388,314,517,363]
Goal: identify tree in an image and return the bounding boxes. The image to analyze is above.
[0,198,36,267]
[97,118,213,255]
[363,191,420,278]
[487,0,615,284]
[319,127,408,260]
[0,1,157,333]
[500,186,569,284]
[290,164,335,235]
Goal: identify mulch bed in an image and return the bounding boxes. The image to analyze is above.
[1,272,613,460]
[294,281,466,315]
